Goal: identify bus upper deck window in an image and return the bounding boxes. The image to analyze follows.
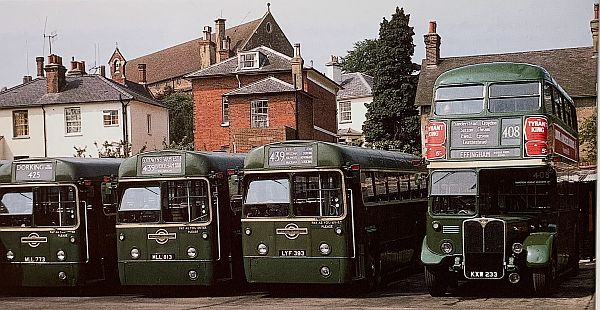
[435,85,484,115]
[488,82,540,113]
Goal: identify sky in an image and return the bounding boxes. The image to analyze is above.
[0,0,596,89]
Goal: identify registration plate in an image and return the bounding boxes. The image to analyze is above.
[468,271,499,278]
[151,254,174,260]
[279,250,306,256]
[24,256,46,262]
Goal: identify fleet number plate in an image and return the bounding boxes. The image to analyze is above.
[468,271,499,278]
[279,250,306,256]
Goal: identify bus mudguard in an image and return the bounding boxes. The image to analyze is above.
[420,237,445,266]
[523,232,555,268]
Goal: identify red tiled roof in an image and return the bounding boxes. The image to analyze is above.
[124,18,262,84]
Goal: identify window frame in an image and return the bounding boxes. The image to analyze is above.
[238,52,259,69]
[251,99,269,128]
[434,84,485,116]
[12,110,29,138]
[103,110,119,127]
[487,82,541,113]
[64,107,82,135]
[147,114,152,135]
[222,96,230,126]
[339,101,352,123]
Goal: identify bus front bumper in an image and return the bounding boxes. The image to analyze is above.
[0,263,83,287]
[119,260,215,286]
[244,256,353,284]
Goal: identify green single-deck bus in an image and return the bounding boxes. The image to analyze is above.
[241,141,427,286]
[0,157,121,287]
[114,150,245,286]
[422,62,580,296]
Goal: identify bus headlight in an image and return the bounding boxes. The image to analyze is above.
[440,241,453,254]
[512,243,523,254]
[245,227,252,235]
[69,236,76,244]
[188,270,198,280]
[257,243,268,255]
[201,232,209,240]
[6,250,14,261]
[187,247,197,258]
[335,227,343,235]
[130,248,140,259]
[319,243,331,255]
[432,221,441,231]
[57,250,66,261]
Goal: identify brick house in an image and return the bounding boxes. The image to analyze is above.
[0,55,168,159]
[108,7,293,98]
[415,8,598,158]
[186,44,339,153]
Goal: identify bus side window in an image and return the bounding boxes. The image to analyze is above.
[387,174,399,201]
[552,87,562,119]
[361,172,375,203]
[375,172,388,202]
[571,104,578,132]
[399,174,410,200]
[543,83,553,114]
[563,96,571,128]
[102,182,118,215]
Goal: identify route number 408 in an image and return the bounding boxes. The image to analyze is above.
[502,125,521,138]
[269,151,286,162]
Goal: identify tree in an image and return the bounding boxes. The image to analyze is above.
[162,92,194,149]
[362,7,420,154]
[342,39,379,76]
[579,110,597,162]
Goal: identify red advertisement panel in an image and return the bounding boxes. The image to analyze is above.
[525,141,548,157]
[426,121,446,145]
[426,145,446,160]
[523,116,548,141]
[553,124,578,162]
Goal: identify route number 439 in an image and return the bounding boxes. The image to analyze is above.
[269,151,286,162]
[502,125,521,138]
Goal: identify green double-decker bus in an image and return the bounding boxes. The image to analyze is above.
[0,157,121,288]
[115,150,245,286]
[422,62,580,296]
[241,141,427,286]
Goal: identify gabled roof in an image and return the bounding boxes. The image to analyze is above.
[224,76,295,96]
[124,16,265,85]
[338,72,373,100]
[338,127,362,136]
[0,75,163,109]
[415,46,596,107]
[186,46,295,78]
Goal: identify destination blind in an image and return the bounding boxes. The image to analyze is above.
[14,162,54,181]
[141,155,183,175]
[268,146,314,167]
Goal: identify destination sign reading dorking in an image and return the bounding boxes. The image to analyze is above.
[141,155,183,175]
[15,162,54,182]
[268,146,314,167]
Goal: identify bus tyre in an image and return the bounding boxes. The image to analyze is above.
[532,256,556,297]
[424,266,447,296]
[365,251,381,290]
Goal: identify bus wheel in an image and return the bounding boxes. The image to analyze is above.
[532,255,556,297]
[424,266,447,296]
[365,251,381,290]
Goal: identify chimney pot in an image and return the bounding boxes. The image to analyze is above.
[595,3,598,19]
[592,4,599,54]
[36,56,45,78]
[22,76,32,84]
[293,43,301,57]
[429,20,437,34]
[99,65,106,78]
[138,63,147,84]
[71,60,78,71]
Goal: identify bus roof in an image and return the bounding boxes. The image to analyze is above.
[119,150,245,179]
[435,62,553,87]
[244,140,423,171]
[0,157,122,184]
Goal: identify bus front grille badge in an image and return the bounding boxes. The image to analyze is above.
[148,229,177,244]
[276,223,308,240]
[21,233,48,248]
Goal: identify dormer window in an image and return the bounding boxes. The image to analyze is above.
[239,52,258,69]
[114,59,121,72]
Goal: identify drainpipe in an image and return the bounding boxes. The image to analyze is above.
[119,94,130,157]
[293,79,299,139]
[42,106,48,156]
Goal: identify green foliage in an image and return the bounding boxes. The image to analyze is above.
[362,7,420,154]
[579,110,597,162]
[341,39,379,76]
[162,136,194,151]
[94,140,131,158]
[162,92,194,146]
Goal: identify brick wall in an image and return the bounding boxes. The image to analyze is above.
[231,127,295,153]
[305,79,337,142]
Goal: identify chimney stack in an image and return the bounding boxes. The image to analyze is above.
[22,76,32,84]
[99,65,106,78]
[215,18,226,57]
[138,63,147,84]
[591,3,599,54]
[291,43,304,90]
[218,36,233,62]
[199,25,216,68]
[325,55,342,84]
[44,54,67,93]
[36,56,45,78]
[67,58,87,76]
[424,20,441,66]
